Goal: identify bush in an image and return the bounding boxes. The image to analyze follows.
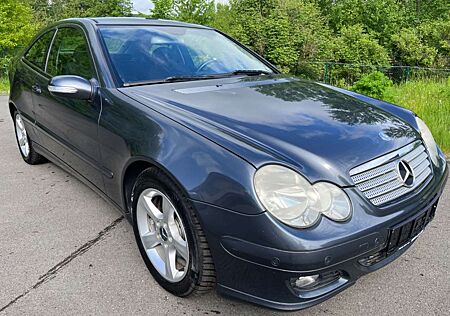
[391,28,437,66]
[352,71,393,99]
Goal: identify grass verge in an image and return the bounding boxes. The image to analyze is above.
[384,79,450,156]
[0,76,9,94]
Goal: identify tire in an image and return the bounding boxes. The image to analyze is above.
[131,167,215,296]
[13,110,46,165]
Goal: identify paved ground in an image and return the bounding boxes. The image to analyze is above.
[0,95,449,316]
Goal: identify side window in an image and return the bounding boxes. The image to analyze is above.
[24,31,55,70]
[47,27,95,79]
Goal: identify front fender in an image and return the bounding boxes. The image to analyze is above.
[98,88,263,215]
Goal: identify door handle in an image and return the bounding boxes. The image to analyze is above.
[32,84,42,95]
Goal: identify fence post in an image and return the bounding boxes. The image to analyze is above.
[324,63,329,84]
[404,66,411,82]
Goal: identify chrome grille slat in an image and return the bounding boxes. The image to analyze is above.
[403,146,425,162]
[410,151,428,168]
[370,167,431,206]
[415,159,430,177]
[351,161,397,184]
[364,178,403,199]
[350,141,433,206]
[357,170,398,192]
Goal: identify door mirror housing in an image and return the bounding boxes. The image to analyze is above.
[48,75,94,100]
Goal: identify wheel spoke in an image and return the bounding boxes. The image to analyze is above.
[162,197,175,224]
[141,195,163,221]
[172,236,188,261]
[17,117,24,130]
[141,231,160,250]
[163,246,177,279]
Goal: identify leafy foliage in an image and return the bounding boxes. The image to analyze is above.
[391,28,437,66]
[25,0,133,25]
[174,0,215,25]
[208,0,450,73]
[0,0,37,75]
[151,0,214,25]
[352,71,393,99]
[152,0,174,19]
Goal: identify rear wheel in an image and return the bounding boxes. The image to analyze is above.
[132,167,215,296]
[13,111,46,165]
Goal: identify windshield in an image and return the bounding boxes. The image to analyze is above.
[99,26,274,85]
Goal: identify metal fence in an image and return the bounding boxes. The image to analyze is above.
[296,62,450,86]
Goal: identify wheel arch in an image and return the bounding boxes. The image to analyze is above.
[121,156,192,216]
[9,100,17,118]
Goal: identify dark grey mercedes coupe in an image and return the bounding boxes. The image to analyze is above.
[7,17,448,310]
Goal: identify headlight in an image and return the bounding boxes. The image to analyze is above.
[254,165,352,228]
[415,117,440,166]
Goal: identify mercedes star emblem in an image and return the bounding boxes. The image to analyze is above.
[397,160,415,187]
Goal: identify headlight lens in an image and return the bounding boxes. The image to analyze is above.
[416,117,440,166]
[254,165,352,228]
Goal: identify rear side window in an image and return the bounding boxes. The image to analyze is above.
[24,31,55,70]
[47,27,95,79]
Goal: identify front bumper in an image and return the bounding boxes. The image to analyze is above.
[192,163,448,310]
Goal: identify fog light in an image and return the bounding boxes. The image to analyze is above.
[294,275,320,289]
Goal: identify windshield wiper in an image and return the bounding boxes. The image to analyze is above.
[228,69,272,76]
[123,75,223,87]
[123,70,273,87]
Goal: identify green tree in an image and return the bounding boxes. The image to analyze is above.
[392,28,437,66]
[332,24,390,66]
[418,20,450,68]
[174,0,215,25]
[325,0,410,48]
[26,0,132,24]
[152,0,174,19]
[400,0,450,23]
[0,0,37,74]
[329,24,390,84]
[213,0,333,74]
[58,0,133,19]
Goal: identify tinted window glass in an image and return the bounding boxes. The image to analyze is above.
[99,26,273,84]
[24,31,55,70]
[47,28,95,79]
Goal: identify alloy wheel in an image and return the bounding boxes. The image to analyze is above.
[15,113,30,158]
[136,188,190,283]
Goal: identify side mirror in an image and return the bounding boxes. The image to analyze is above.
[48,75,94,100]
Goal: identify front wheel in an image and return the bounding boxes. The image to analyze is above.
[131,167,215,296]
[13,110,46,165]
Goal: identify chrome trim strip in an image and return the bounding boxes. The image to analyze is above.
[349,140,421,176]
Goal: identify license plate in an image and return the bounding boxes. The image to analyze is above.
[386,203,437,254]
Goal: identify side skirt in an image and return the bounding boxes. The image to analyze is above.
[33,141,130,221]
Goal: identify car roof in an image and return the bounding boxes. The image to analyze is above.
[62,17,212,29]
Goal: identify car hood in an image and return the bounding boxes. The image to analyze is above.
[120,76,419,185]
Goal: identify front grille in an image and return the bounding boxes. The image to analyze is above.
[350,141,432,206]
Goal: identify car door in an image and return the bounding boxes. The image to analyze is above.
[18,30,56,145]
[33,26,104,190]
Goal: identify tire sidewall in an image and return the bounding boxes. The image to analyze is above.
[13,111,31,163]
[131,170,201,296]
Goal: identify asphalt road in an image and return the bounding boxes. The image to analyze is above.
[1,95,449,316]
